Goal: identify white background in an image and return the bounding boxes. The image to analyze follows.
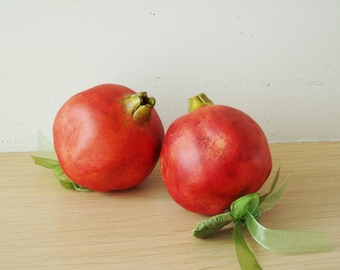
[1,1,340,152]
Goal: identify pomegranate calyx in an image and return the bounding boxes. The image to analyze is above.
[188,93,214,112]
[123,92,156,124]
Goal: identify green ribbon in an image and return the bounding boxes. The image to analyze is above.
[192,168,330,270]
[245,211,330,253]
[31,131,90,191]
[233,221,263,270]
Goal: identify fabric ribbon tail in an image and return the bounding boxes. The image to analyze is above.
[233,221,263,270]
[245,212,330,253]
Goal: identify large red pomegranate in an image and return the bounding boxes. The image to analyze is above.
[160,93,272,215]
[53,84,164,191]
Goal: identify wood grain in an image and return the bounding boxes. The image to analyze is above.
[1,142,339,269]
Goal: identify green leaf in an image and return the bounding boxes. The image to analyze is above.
[233,221,262,270]
[32,132,90,192]
[32,155,90,192]
[192,212,234,238]
[245,211,330,253]
[32,155,59,169]
[53,164,90,192]
[258,175,288,213]
[259,166,281,204]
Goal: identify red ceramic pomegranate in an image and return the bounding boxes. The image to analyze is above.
[53,84,164,191]
[160,93,272,215]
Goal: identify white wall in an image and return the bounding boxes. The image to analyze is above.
[1,1,340,152]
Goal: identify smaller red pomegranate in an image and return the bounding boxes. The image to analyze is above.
[160,93,272,215]
[53,84,164,191]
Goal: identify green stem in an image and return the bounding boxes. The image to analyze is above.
[188,93,214,112]
[123,92,156,124]
[192,212,233,238]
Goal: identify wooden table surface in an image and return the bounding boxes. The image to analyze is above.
[1,142,339,269]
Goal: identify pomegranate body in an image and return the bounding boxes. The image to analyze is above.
[160,103,272,215]
[53,84,164,191]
